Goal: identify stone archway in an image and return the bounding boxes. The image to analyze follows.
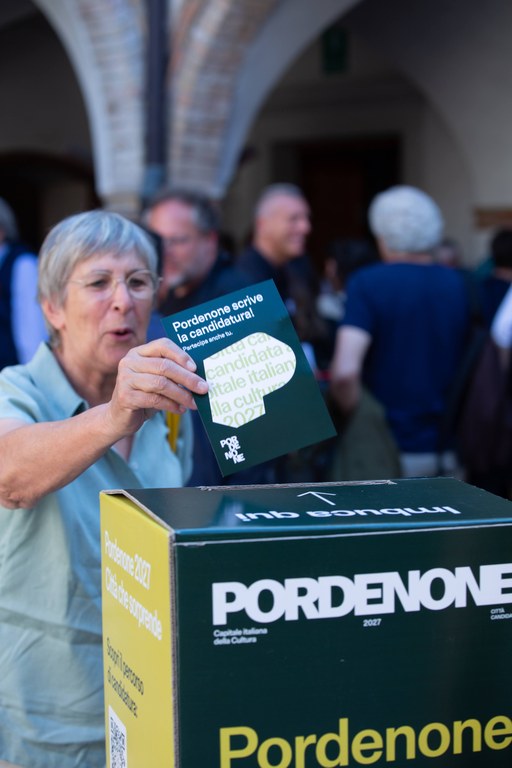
[32,0,147,212]
[169,0,361,196]
[169,0,281,196]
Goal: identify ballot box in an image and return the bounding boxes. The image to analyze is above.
[100,477,512,767]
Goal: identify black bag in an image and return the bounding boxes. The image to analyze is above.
[438,271,512,495]
[456,335,512,479]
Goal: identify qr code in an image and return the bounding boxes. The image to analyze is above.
[109,706,127,768]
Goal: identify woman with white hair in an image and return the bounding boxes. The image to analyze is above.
[0,197,47,369]
[330,185,470,479]
[0,210,207,767]
[368,185,444,256]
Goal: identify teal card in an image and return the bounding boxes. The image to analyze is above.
[162,280,336,476]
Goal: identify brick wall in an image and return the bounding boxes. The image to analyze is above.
[76,0,145,202]
[35,0,281,209]
[169,0,281,196]
[35,0,146,212]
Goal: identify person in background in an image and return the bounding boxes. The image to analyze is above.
[237,182,311,303]
[477,228,512,328]
[456,278,512,499]
[238,183,327,372]
[0,210,207,767]
[0,197,46,369]
[237,184,335,482]
[143,187,245,324]
[237,183,311,286]
[143,187,275,486]
[491,285,512,500]
[433,236,464,269]
[316,237,400,483]
[330,185,469,479]
[492,283,512,360]
[316,237,379,369]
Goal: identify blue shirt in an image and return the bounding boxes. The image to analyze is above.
[0,242,47,367]
[0,343,192,767]
[342,262,469,452]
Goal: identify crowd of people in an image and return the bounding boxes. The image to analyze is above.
[0,183,511,765]
[137,181,509,492]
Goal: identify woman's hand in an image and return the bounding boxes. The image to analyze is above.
[0,339,208,508]
[106,338,208,436]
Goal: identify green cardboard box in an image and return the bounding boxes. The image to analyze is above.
[100,478,512,767]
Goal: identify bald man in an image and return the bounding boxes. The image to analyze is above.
[238,183,311,290]
[143,186,277,487]
[238,184,323,360]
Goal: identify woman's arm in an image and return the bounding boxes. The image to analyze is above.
[0,339,207,509]
[0,409,129,509]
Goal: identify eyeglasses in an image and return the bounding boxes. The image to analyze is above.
[68,269,160,300]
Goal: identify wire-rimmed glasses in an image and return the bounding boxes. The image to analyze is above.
[68,269,160,300]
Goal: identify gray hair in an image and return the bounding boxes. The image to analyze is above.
[142,187,220,234]
[254,183,306,219]
[368,185,444,254]
[38,210,158,345]
[0,197,19,240]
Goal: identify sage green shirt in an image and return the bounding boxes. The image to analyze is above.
[0,343,192,767]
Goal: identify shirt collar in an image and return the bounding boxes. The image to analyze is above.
[26,342,86,418]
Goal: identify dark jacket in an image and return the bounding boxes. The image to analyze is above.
[159,251,248,316]
[0,242,27,369]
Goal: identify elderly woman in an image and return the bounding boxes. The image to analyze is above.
[0,210,207,767]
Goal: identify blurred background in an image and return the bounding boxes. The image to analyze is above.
[0,0,510,273]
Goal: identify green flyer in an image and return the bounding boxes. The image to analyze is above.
[161,280,336,476]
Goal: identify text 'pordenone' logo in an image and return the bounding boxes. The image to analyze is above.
[212,563,512,625]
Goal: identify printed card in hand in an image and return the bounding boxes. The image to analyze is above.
[161,280,336,476]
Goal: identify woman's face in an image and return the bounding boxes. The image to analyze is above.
[45,250,155,382]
